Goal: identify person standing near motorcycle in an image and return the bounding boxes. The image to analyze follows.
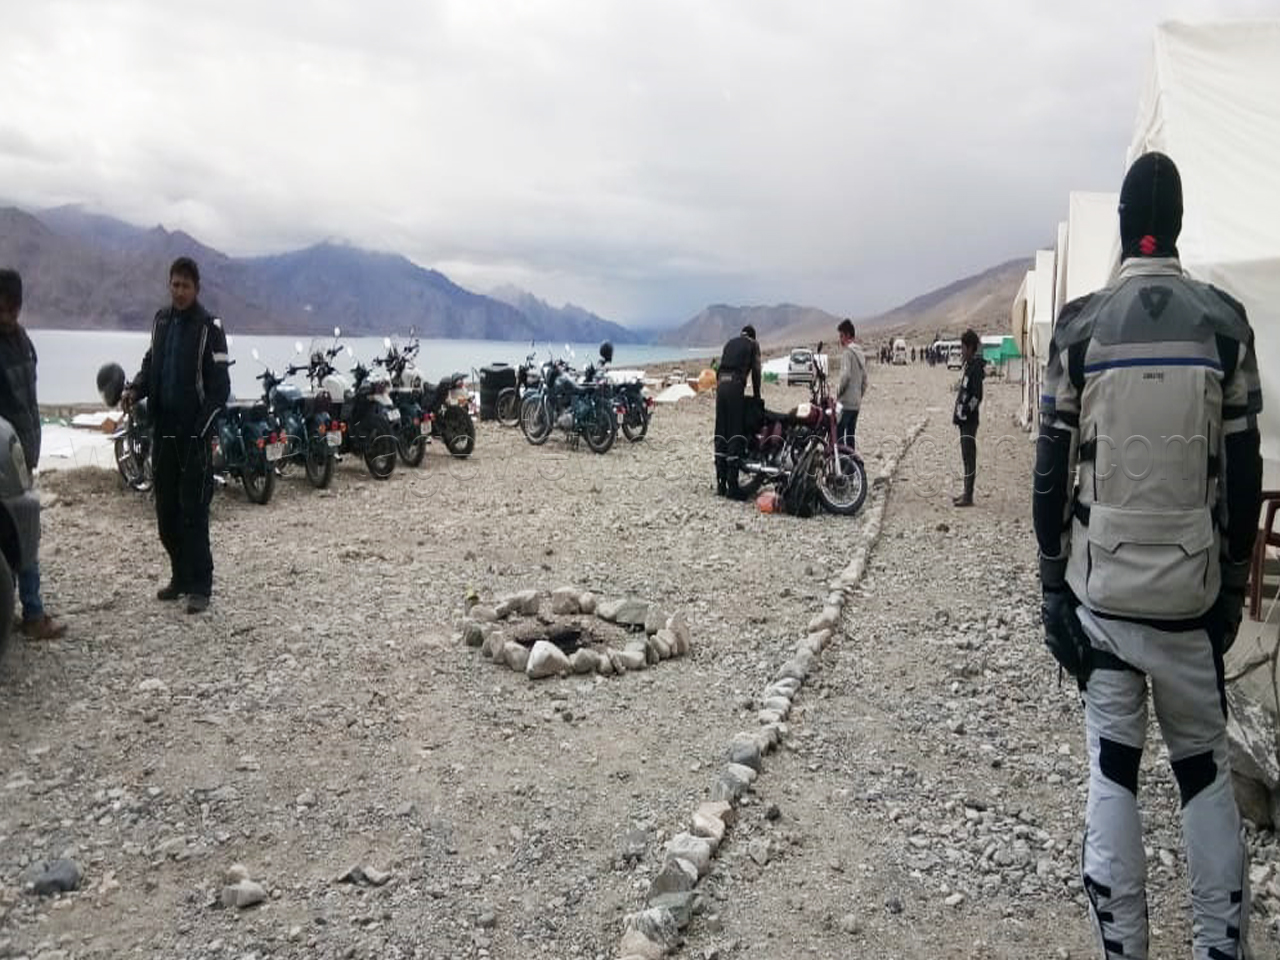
[952,328,984,507]
[714,324,761,499]
[835,319,866,448]
[1035,152,1263,960]
[121,258,230,614]
[0,269,66,640]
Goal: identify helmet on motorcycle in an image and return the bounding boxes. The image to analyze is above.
[599,341,614,364]
[96,362,126,407]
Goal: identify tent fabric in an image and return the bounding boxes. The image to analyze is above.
[1031,249,1056,360]
[1053,221,1069,326]
[654,383,696,404]
[1065,192,1121,305]
[1128,19,1280,465]
[1010,271,1031,344]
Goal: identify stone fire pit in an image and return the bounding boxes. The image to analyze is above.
[458,588,692,680]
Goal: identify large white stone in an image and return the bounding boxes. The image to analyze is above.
[526,640,571,680]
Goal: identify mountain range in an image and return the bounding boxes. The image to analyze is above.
[0,203,1029,346]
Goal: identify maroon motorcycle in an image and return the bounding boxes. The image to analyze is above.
[738,342,868,516]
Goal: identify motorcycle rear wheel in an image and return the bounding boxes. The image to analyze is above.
[520,397,551,445]
[817,447,867,516]
[242,463,276,504]
[398,433,427,467]
[495,388,520,427]
[442,409,475,458]
[305,439,335,488]
[621,405,650,442]
[365,435,397,479]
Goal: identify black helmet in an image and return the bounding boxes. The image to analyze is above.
[599,341,614,364]
[96,362,126,407]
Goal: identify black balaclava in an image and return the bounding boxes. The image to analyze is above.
[1118,151,1183,261]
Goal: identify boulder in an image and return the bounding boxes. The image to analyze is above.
[644,607,669,636]
[461,620,486,647]
[569,648,599,674]
[503,643,530,673]
[648,856,697,896]
[551,587,580,615]
[664,833,713,877]
[666,614,693,653]
[578,592,597,615]
[526,640,572,680]
[599,598,650,627]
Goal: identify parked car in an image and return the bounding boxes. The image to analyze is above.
[786,348,815,386]
[892,338,909,365]
[947,345,964,370]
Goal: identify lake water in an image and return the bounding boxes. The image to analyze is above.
[28,329,718,405]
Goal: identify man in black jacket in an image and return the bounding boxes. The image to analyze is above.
[952,328,984,507]
[0,269,65,639]
[714,324,762,499]
[122,258,231,614]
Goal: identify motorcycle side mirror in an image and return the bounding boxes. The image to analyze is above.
[383,336,392,349]
[294,341,303,353]
[334,326,342,338]
[251,348,260,361]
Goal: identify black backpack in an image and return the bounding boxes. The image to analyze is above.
[781,443,820,518]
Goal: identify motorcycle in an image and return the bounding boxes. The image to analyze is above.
[588,342,651,443]
[97,364,153,492]
[738,341,867,516]
[211,391,280,506]
[375,335,431,467]
[496,345,541,427]
[252,348,337,489]
[519,350,617,453]
[425,369,476,458]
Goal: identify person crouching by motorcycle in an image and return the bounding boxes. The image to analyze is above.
[835,319,866,448]
[714,324,761,499]
[120,257,230,615]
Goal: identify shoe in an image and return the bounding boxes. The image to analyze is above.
[186,594,210,615]
[952,495,974,507]
[156,582,184,601]
[21,614,67,641]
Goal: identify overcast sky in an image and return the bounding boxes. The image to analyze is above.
[1,1,1274,327]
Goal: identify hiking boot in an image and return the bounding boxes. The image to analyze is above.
[186,594,210,615]
[952,495,974,508]
[22,614,67,641]
[156,582,184,602]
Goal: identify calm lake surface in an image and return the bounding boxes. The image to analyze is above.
[29,330,716,405]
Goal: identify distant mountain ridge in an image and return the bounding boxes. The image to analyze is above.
[0,205,625,342]
[488,284,644,344]
[655,303,843,347]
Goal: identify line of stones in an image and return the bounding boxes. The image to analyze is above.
[460,588,693,680]
[614,417,930,960]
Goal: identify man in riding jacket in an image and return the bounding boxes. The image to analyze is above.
[1034,152,1263,960]
[0,269,65,640]
[953,328,984,507]
[836,319,866,448]
[714,324,761,499]
[122,258,231,614]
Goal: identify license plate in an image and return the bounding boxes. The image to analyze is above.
[420,422,430,436]
[327,432,342,447]
[386,409,401,422]
[265,442,286,462]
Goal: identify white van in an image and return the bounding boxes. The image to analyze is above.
[946,345,964,370]
[892,339,908,365]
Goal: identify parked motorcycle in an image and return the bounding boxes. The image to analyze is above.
[496,346,541,427]
[252,348,337,488]
[519,351,617,453]
[588,342,651,442]
[738,342,867,515]
[375,336,431,467]
[425,369,476,458]
[97,363,152,492]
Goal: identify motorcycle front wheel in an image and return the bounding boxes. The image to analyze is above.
[495,388,520,427]
[520,397,551,445]
[305,438,335,488]
[242,461,276,504]
[114,434,153,492]
[817,447,868,516]
[582,404,617,454]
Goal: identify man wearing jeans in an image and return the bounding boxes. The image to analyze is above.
[952,328,984,507]
[0,269,65,640]
[835,319,866,448]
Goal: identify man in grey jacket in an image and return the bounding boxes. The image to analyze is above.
[836,319,866,448]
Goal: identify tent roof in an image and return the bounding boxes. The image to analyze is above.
[1128,19,1280,465]
[1064,192,1121,305]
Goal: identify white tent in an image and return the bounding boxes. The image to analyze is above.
[1011,270,1035,428]
[1128,19,1280,474]
[1064,191,1121,305]
[1031,249,1056,361]
[1052,221,1069,330]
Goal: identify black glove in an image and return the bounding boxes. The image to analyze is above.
[1039,557,1093,685]
[1207,560,1250,655]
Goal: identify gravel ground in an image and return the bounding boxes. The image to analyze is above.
[2,363,1275,960]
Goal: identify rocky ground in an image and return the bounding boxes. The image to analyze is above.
[1,362,1277,960]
